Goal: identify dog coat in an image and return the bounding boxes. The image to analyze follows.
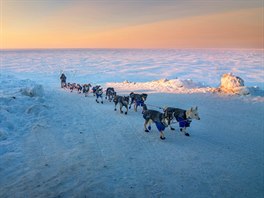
[175,110,192,128]
[136,100,145,106]
[96,93,102,98]
[154,121,166,131]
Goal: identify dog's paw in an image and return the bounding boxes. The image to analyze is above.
[101,101,103,104]
[114,109,117,111]
[160,136,166,140]
[145,129,149,132]
[125,112,127,115]
[185,133,190,136]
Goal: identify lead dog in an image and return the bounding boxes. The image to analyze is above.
[114,95,130,114]
[142,105,169,140]
[163,106,200,136]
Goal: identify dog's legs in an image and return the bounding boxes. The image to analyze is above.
[125,105,128,115]
[144,119,152,132]
[180,127,190,136]
[119,103,123,114]
[167,118,175,130]
[144,119,151,132]
[134,103,137,112]
[129,99,133,109]
[99,95,103,104]
[159,131,166,140]
[114,102,118,111]
[170,125,175,130]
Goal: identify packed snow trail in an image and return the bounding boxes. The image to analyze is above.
[0,87,263,197]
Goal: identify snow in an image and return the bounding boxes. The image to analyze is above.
[217,73,250,95]
[0,49,264,197]
[21,84,45,97]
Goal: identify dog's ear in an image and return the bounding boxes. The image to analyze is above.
[190,107,193,111]
[195,106,198,110]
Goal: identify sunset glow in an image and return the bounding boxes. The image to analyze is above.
[1,0,263,49]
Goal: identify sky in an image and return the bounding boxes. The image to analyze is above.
[0,0,263,49]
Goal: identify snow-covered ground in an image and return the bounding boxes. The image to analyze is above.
[0,49,263,197]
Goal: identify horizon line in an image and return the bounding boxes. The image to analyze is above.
[1,47,263,51]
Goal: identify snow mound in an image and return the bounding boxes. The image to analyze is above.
[0,75,48,143]
[217,73,249,95]
[21,84,44,97]
[107,78,210,94]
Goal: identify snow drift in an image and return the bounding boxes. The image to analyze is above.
[21,84,44,97]
[106,74,261,99]
[107,78,211,94]
[216,73,250,95]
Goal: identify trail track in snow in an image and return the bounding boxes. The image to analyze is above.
[1,88,263,198]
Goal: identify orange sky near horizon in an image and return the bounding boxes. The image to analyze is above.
[1,1,263,49]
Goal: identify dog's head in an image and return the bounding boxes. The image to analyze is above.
[92,85,99,92]
[109,88,115,94]
[129,92,135,98]
[186,107,200,120]
[141,93,148,101]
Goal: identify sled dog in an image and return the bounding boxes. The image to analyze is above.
[95,87,104,104]
[76,84,82,93]
[83,83,92,97]
[163,106,200,136]
[114,95,130,114]
[142,105,169,140]
[92,85,101,96]
[105,87,116,102]
[129,92,148,112]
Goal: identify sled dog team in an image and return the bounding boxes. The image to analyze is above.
[61,80,200,140]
